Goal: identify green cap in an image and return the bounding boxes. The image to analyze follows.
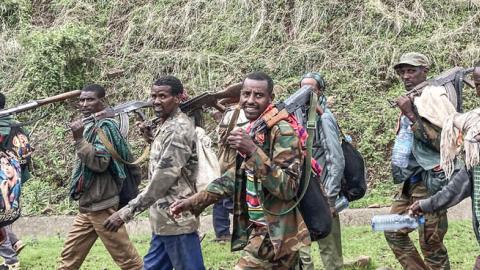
[394,52,430,69]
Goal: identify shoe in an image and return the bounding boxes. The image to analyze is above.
[12,240,26,255]
[212,234,231,244]
[0,262,20,270]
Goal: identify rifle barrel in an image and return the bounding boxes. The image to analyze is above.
[37,90,82,106]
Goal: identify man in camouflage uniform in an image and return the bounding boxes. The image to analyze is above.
[104,76,205,270]
[171,71,310,269]
[385,52,453,269]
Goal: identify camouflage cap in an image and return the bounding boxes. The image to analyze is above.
[394,52,430,69]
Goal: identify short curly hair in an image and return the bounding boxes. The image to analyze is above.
[153,76,184,96]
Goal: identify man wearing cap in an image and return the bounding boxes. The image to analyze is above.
[385,52,456,269]
[296,72,345,270]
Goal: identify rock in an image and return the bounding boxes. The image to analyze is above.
[368,203,381,208]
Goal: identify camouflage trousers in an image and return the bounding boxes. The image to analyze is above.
[384,181,450,270]
[235,229,299,270]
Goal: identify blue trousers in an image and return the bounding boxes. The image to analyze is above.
[143,232,205,270]
[212,198,233,238]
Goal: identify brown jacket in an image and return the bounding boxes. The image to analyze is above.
[75,138,120,213]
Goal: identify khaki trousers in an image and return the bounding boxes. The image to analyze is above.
[58,207,143,270]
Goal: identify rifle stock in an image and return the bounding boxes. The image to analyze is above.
[180,82,242,114]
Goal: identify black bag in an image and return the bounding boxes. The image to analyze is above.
[340,139,367,202]
[118,163,142,209]
[298,167,332,241]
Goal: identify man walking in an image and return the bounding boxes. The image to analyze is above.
[171,71,310,269]
[385,52,456,269]
[104,76,205,270]
[297,72,345,270]
[58,84,142,270]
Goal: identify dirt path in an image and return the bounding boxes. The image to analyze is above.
[13,198,471,237]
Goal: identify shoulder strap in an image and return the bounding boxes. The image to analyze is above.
[254,92,318,216]
[97,128,149,165]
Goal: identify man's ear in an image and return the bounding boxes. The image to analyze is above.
[270,93,275,102]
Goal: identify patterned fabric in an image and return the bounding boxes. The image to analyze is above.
[189,119,310,260]
[0,116,26,226]
[70,118,129,200]
[474,166,480,237]
[118,108,199,236]
[245,170,265,225]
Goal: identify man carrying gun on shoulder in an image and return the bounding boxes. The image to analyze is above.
[58,84,143,270]
[385,52,458,270]
[170,71,310,269]
[104,76,206,270]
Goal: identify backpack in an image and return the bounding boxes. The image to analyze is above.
[195,127,221,192]
[97,128,145,208]
[0,150,23,227]
[339,137,367,202]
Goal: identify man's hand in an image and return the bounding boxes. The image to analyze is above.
[69,119,84,141]
[396,96,416,122]
[135,121,154,144]
[170,199,193,217]
[226,128,257,157]
[408,201,424,217]
[103,212,125,232]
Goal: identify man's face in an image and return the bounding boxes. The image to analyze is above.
[78,91,105,117]
[150,85,179,119]
[300,78,322,96]
[395,64,428,91]
[239,78,272,121]
[473,68,480,97]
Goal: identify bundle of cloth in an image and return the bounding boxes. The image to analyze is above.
[440,108,480,178]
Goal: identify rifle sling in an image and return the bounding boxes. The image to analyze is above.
[254,92,318,216]
[97,128,149,165]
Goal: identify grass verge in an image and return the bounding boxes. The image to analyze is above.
[12,220,478,269]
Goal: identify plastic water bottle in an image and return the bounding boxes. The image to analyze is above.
[335,196,349,213]
[371,214,425,232]
[391,116,413,168]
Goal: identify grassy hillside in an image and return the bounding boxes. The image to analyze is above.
[1,0,480,213]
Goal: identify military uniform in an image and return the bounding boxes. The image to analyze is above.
[188,119,310,269]
[118,107,204,270]
[385,116,451,270]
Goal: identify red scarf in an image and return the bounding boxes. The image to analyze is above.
[245,104,322,175]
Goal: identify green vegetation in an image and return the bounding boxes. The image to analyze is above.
[10,220,479,269]
[1,1,480,212]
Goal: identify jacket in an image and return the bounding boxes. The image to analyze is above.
[189,119,311,260]
[118,108,199,235]
[419,168,480,243]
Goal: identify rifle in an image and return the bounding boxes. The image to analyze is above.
[248,85,314,139]
[389,67,475,111]
[0,90,81,117]
[83,100,153,122]
[179,82,242,114]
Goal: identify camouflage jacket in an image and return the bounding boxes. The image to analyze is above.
[118,108,199,235]
[190,119,311,260]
